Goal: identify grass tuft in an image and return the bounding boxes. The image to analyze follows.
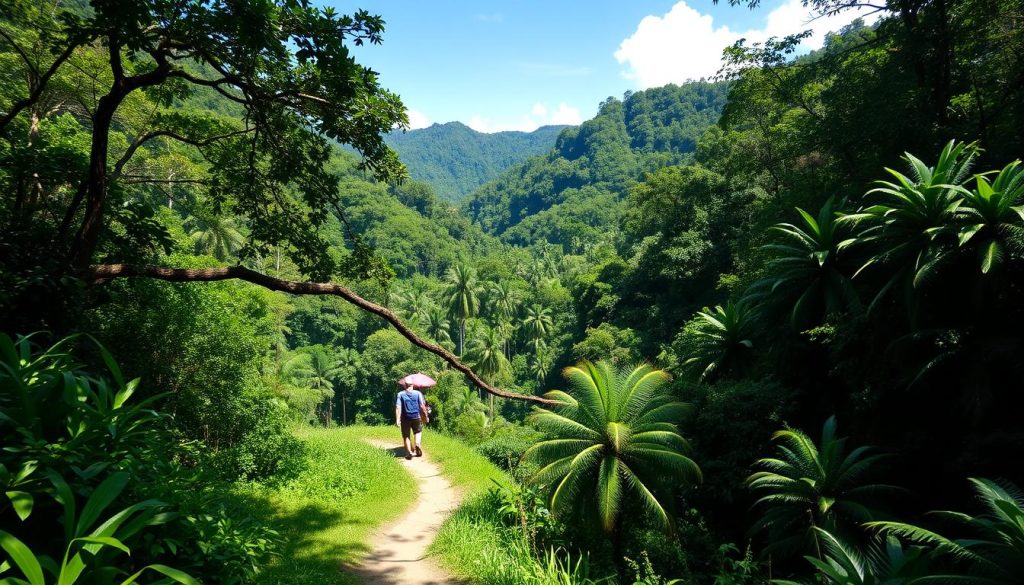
[240,427,417,585]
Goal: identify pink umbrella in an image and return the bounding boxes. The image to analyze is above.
[399,372,437,389]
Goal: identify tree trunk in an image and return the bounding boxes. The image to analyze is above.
[69,88,121,268]
[341,391,347,425]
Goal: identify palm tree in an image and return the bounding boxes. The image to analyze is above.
[774,529,933,585]
[425,306,454,350]
[956,159,1024,274]
[328,348,360,425]
[524,361,701,540]
[746,198,860,328]
[185,214,245,261]
[522,304,553,348]
[444,264,480,356]
[871,478,1024,584]
[528,342,554,383]
[748,416,898,558]
[678,301,755,382]
[394,286,430,327]
[467,326,508,419]
[841,141,978,309]
[486,281,519,324]
[282,347,337,425]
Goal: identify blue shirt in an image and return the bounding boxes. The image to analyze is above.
[396,389,425,419]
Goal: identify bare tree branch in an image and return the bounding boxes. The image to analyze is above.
[81,264,557,405]
[111,127,254,179]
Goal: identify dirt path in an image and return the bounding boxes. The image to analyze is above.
[348,439,464,585]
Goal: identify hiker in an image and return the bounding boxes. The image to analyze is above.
[395,382,428,460]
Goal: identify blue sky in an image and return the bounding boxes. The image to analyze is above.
[340,1,877,132]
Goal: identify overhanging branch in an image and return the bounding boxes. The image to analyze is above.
[82,264,557,405]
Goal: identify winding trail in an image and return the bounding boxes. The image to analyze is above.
[348,439,465,585]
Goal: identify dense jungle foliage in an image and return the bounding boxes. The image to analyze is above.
[3,0,1024,583]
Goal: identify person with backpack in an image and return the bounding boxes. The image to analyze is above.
[395,381,429,460]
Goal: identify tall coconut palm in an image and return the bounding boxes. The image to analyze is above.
[282,347,337,425]
[486,281,519,324]
[328,348,360,425]
[841,141,978,309]
[679,301,756,382]
[746,198,860,328]
[185,214,245,261]
[425,306,454,350]
[529,342,554,383]
[394,287,430,327]
[524,361,701,538]
[522,304,553,348]
[467,326,508,418]
[748,416,898,558]
[444,264,480,356]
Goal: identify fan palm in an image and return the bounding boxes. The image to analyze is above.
[747,198,860,328]
[524,361,701,535]
[840,141,978,309]
[956,160,1024,274]
[444,264,480,356]
[748,416,898,558]
[679,301,756,382]
[870,478,1024,584]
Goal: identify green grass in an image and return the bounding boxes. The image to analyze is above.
[347,425,511,495]
[240,427,417,585]
[244,424,590,584]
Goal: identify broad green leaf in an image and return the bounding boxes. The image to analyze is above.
[119,564,201,585]
[77,472,129,536]
[0,531,43,585]
[5,492,32,521]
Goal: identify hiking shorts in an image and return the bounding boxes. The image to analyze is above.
[401,417,423,437]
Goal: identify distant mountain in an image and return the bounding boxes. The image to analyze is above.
[462,82,730,249]
[385,122,568,202]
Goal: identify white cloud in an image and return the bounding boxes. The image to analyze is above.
[615,0,881,88]
[548,103,583,126]
[406,109,431,130]
[467,102,583,133]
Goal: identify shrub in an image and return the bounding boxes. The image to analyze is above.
[0,333,278,584]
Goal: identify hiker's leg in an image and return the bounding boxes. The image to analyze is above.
[400,419,414,456]
[414,430,422,448]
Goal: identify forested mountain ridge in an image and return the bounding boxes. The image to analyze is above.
[384,122,567,202]
[462,82,730,250]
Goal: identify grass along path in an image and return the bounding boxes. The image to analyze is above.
[242,427,417,585]
[342,427,591,584]
[349,438,462,584]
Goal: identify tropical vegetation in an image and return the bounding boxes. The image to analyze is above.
[3,0,1024,582]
